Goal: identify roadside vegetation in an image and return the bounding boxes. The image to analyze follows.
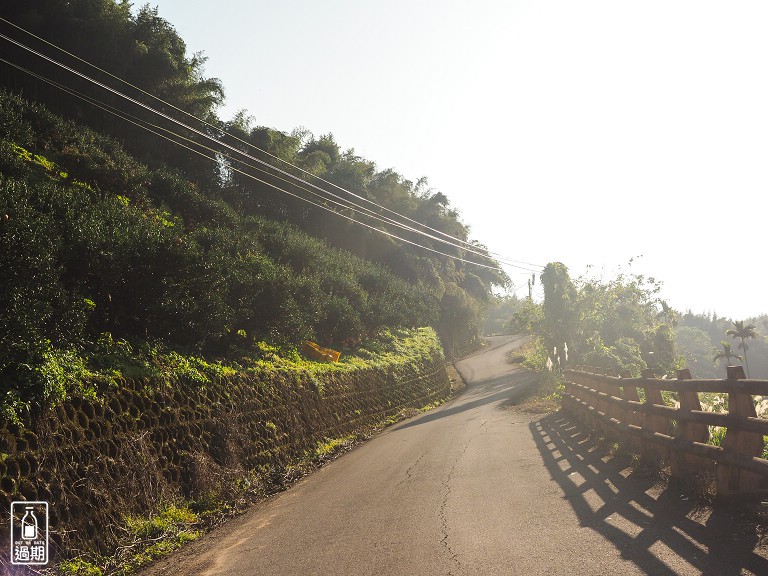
[14,326,448,576]
[0,86,501,419]
[0,5,504,571]
[503,262,768,512]
[496,262,679,412]
[505,262,768,415]
[0,1,507,420]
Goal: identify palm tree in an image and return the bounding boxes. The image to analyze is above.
[726,320,758,378]
[713,341,743,371]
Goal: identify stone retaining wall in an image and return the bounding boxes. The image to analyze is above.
[0,350,450,564]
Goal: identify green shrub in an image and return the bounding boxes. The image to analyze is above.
[57,558,104,576]
[0,89,471,414]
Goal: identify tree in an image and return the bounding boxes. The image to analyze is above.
[658,300,679,327]
[713,341,743,370]
[0,1,224,186]
[582,335,647,376]
[726,320,758,378]
[0,2,507,365]
[542,268,679,376]
[540,262,577,351]
[676,326,717,377]
[505,299,543,335]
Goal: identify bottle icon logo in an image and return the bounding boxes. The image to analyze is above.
[10,501,49,565]
[21,507,38,540]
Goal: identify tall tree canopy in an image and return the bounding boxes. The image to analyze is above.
[0,0,508,368]
[0,1,224,185]
[539,263,679,376]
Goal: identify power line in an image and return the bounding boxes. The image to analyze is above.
[0,56,508,272]
[0,55,511,273]
[0,31,522,271]
[0,17,545,271]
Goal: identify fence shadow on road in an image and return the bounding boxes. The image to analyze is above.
[531,412,768,576]
[394,370,537,432]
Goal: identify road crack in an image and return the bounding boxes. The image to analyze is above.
[400,449,429,484]
[439,420,489,575]
[439,436,475,575]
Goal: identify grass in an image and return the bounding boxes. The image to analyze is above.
[501,336,563,414]
[53,505,202,576]
[56,559,105,576]
[312,434,361,462]
[1,327,444,422]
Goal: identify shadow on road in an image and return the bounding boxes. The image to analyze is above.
[393,369,537,432]
[532,412,768,575]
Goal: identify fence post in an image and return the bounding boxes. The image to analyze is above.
[640,368,669,463]
[670,368,710,481]
[603,370,624,437]
[562,369,573,412]
[563,369,580,416]
[619,370,643,453]
[716,366,765,496]
[592,369,611,436]
[578,370,594,430]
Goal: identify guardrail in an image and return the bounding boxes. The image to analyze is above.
[562,365,768,496]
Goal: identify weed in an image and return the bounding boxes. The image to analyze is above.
[36,343,100,404]
[56,558,105,576]
[314,434,358,461]
[123,504,198,540]
[112,504,201,574]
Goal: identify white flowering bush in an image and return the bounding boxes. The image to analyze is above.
[698,393,768,458]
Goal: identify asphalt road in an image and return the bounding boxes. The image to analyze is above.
[142,335,768,575]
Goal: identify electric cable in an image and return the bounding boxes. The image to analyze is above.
[0,30,527,269]
[0,54,520,273]
[0,17,544,270]
[0,56,507,272]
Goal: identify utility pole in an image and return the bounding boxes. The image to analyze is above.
[528,273,535,300]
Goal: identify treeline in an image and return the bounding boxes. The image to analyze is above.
[508,262,767,380]
[0,91,440,406]
[0,1,505,351]
[0,0,224,187]
[676,312,768,379]
[0,2,505,412]
[516,263,678,377]
[0,1,503,270]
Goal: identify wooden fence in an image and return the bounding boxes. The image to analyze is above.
[562,365,768,496]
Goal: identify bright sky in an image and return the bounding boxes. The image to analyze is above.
[145,0,768,320]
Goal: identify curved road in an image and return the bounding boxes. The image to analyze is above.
[142,335,768,575]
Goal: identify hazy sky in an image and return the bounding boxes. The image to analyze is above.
[144,0,768,320]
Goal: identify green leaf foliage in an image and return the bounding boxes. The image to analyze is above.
[0,89,476,411]
[539,262,679,376]
[0,1,506,407]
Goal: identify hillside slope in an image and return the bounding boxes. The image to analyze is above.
[0,90,460,414]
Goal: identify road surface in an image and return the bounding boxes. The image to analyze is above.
[142,335,768,575]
